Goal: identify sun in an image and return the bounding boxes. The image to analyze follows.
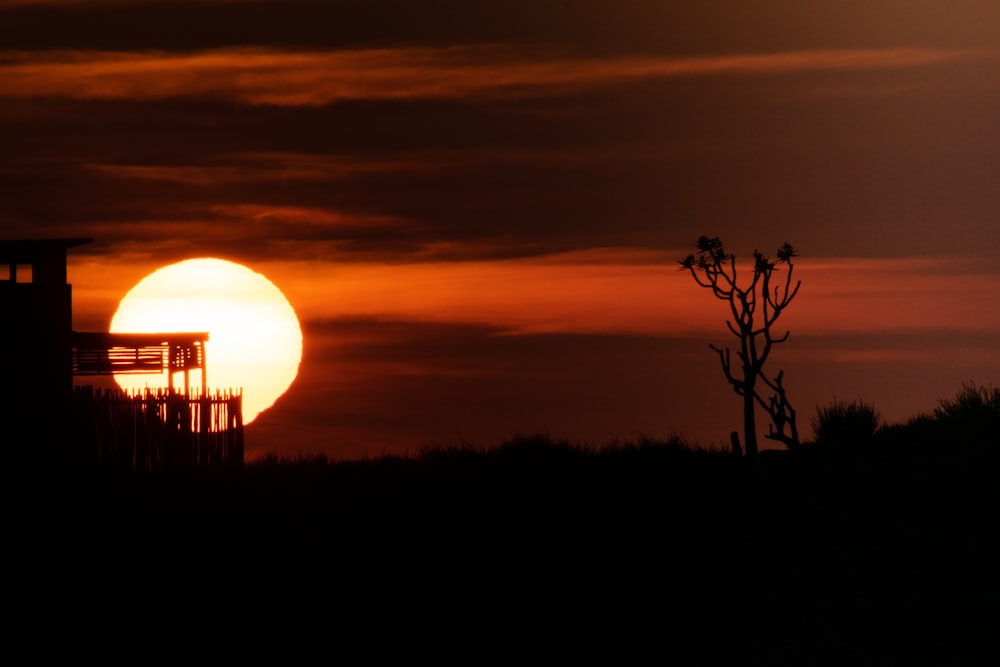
[109,258,303,424]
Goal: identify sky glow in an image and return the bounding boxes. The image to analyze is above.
[3,0,998,457]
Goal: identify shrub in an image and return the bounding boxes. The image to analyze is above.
[812,398,882,448]
[933,382,1000,447]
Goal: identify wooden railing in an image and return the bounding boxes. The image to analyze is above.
[73,386,244,471]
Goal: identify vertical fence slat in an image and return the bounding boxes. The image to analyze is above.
[73,385,244,471]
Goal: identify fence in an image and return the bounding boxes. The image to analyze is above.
[73,386,244,471]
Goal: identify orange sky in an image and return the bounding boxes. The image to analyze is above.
[69,251,1000,339]
[66,248,1000,458]
[4,0,999,457]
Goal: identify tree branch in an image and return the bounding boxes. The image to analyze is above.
[679,237,802,454]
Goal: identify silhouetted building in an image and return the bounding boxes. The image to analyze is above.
[1,238,91,460]
[1,238,242,469]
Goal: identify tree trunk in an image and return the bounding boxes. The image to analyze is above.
[743,382,758,457]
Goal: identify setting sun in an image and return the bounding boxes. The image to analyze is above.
[109,258,303,423]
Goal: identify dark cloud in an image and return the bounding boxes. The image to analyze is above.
[4,52,997,262]
[247,316,730,459]
[245,317,1000,459]
[4,1,998,55]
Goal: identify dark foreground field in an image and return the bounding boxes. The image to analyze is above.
[11,434,998,664]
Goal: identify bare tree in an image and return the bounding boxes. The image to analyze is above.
[679,236,802,456]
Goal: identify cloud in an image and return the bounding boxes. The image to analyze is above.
[0,46,984,106]
[239,251,1000,339]
[54,206,414,265]
[66,244,1000,340]
[86,152,415,185]
[0,0,251,6]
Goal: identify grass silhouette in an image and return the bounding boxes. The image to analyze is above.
[812,397,882,448]
[10,384,998,664]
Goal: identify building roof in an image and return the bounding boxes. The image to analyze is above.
[72,331,210,348]
[0,238,93,261]
[1,238,93,284]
